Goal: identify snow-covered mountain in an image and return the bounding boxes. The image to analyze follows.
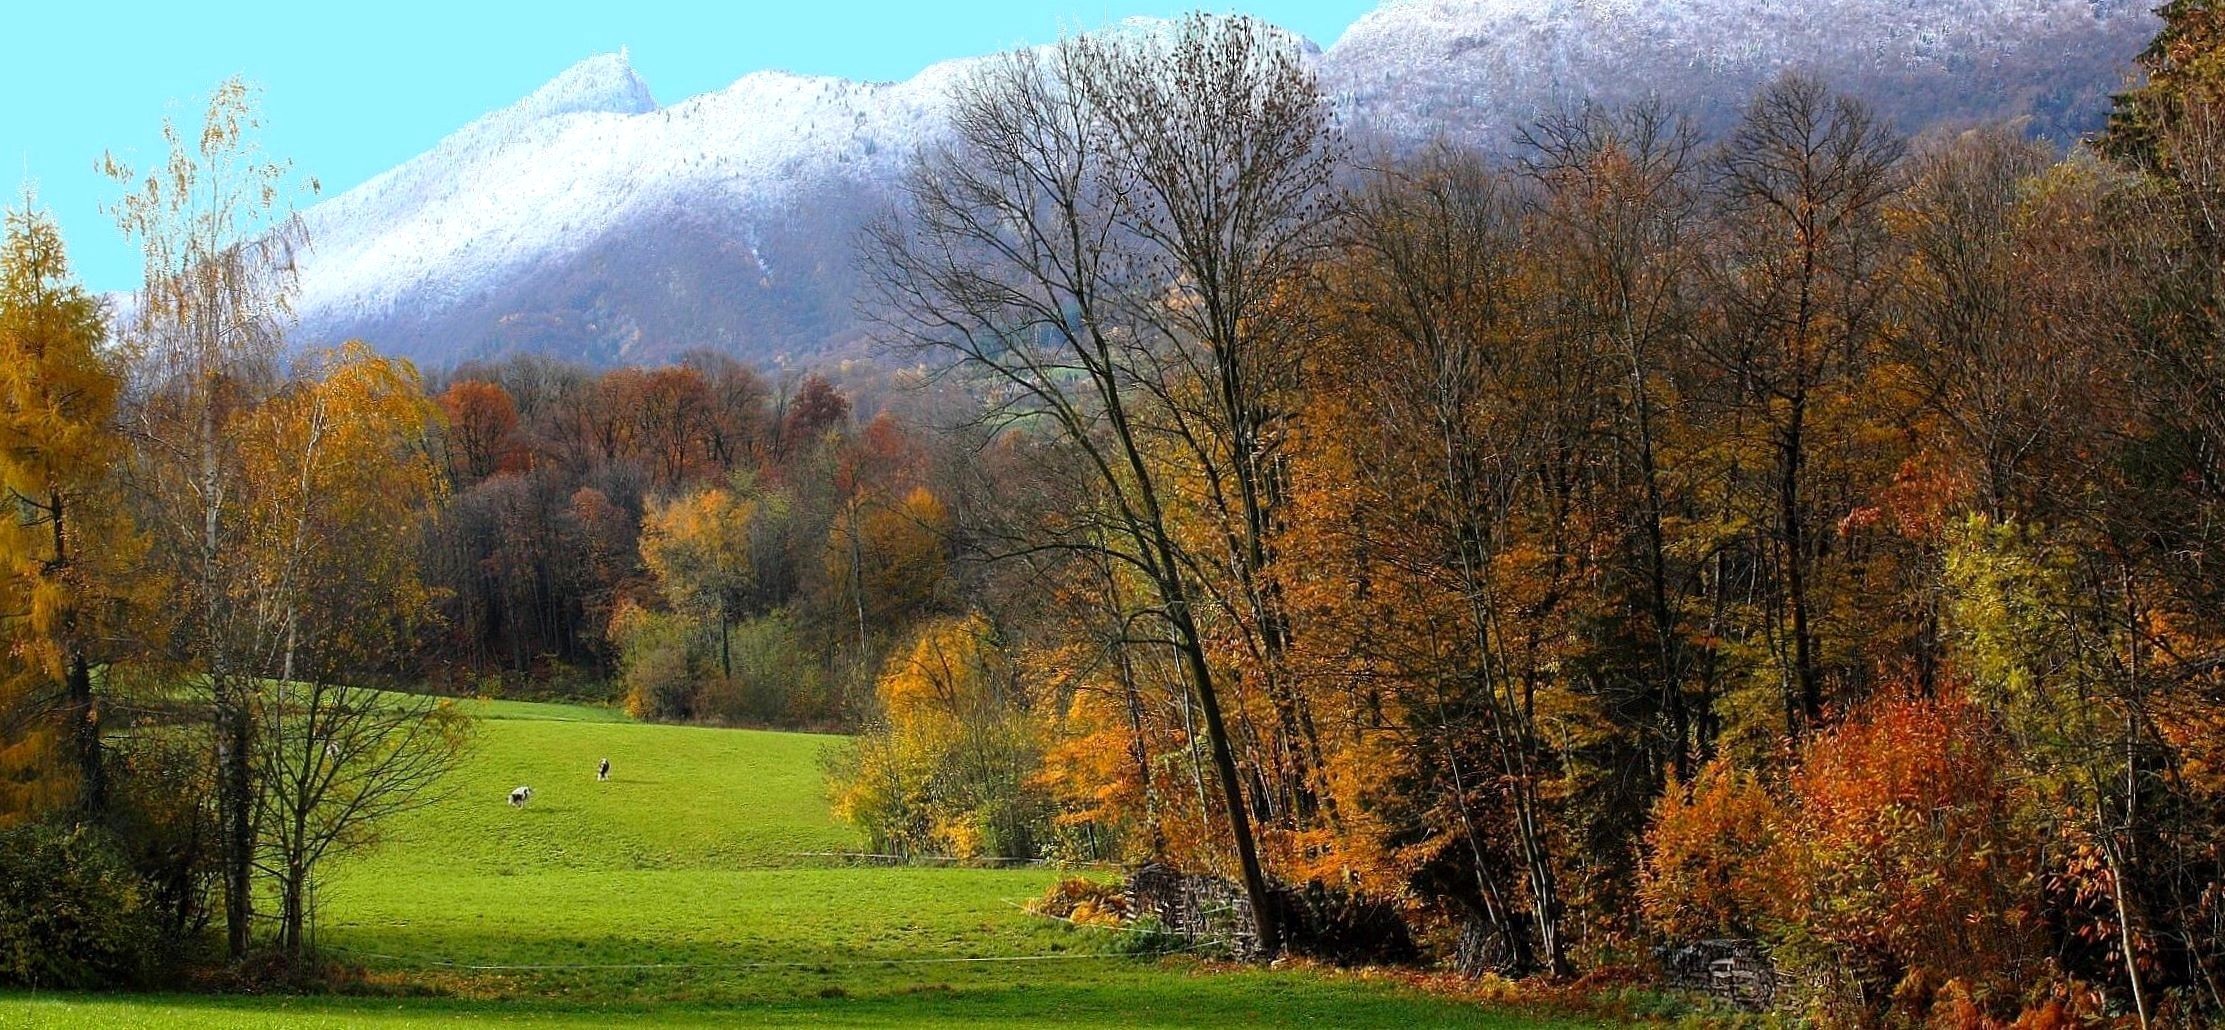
[292,47,963,366]
[290,1,2160,369]
[1323,0,2158,147]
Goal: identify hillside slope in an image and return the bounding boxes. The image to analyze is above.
[293,50,953,368]
[0,699,1577,1027]
[288,2,2158,369]
[1324,0,2157,146]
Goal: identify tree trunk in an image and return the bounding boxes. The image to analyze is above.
[281,862,307,958]
[1628,357,1690,781]
[2100,822,2151,1030]
[720,596,732,680]
[45,491,104,818]
[220,695,253,959]
[1168,596,1281,957]
[67,654,103,817]
[1446,745,1531,973]
[848,497,868,651]
[201,371,254,961]
[39,491,105,823]
[1780,395,1821,729]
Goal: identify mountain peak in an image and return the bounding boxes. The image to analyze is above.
[516,50,658,121]
[291,4,2158,369]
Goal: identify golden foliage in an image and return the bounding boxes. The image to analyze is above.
[0,204,134,824]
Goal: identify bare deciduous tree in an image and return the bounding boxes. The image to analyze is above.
[104,78,312,960]
[252,680,468,956]
[866,16,1335,955]
[1704,75,1903,732]
[1074,15,1341,828]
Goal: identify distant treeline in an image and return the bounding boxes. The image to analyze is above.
[412,351,973,728]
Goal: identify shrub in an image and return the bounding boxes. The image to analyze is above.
[107,732,219,942]
[826,616,1055,861]
[613,604,701,721]
[0,822,161,988]
[1639,757,1788,943]
[1779,694,2042,1021]
[1639,695,2047,1023]
[1026,877,1130,927]
[700,613,835,727]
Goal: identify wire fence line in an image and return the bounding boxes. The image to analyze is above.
[303,873,1218,975]
[315,900,1226,973]
[318,940,1212,974]
[781,851,1123,870]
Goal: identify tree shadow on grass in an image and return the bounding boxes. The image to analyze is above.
[1,976,1586,1029]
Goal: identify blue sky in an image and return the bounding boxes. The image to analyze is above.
[6,1,1376,292]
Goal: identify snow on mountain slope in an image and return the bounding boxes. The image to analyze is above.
[292,48,969,363]
[289,2,2160,368]
[1323,0,2157,146]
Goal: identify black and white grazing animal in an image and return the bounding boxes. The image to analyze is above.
[597,757,610,782]
[509,785,534,808]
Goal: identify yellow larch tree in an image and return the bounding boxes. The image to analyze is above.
[0,204,134,823]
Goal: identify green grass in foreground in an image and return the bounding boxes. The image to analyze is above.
[0,973,1594,1029]
[0,698,1604,1027]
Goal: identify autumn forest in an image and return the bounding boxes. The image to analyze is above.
[6,5,2225,1028]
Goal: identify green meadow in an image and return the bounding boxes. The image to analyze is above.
[0,700,1600,1028]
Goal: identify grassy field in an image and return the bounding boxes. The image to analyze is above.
[0,700,1602,1028]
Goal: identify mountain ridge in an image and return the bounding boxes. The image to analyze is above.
[287,1,2160,369]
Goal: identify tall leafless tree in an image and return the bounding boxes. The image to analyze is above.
[103,78,311,960]
[1074,16,1341,826]
[1704,75,1903,732]
[865,18,1328,954]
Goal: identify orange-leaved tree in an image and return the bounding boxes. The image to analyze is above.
[436,379,522,483]
[0,203,138,823]
[235,341,466,958]
[825,485,948,634]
